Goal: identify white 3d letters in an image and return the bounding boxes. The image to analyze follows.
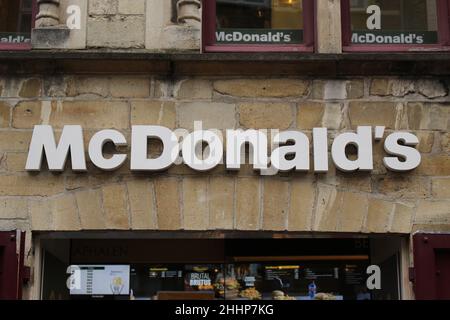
[271,131,310,172]
[25,125,87,171]
[182,130,223,171]
[130,125,179,171]
[383,132,421,171]
[25,125,422,174]
[88,130,127,171]
[331,126,373,172]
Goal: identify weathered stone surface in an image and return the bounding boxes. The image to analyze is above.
[370,79,415,97]
[154,178,181,230]
[51,194,81,231]
[19,78,42,98]
[415,131,435,153]
[214,79,310,98]
[349,101,397,129]
[375,176,430,199]
[75,189,106,230]
[12,101,41,128]
[263,179,289,231]
[183,177,208,230]
[67,76,109,97]
[313,185,340,231]
[441,133,450,153]
[176,79,213,100]
[337,173,372,193]
[65,173,122,191]
[406,103,448,131]
[89,0,118,15]
[87,15,145,48]
[322,103,343,130]
[209,176,234,230]
[347,80,365,99]
[415,80,448,98]
[0,131,31,152]
[131,101,176,128]
[118,0,145,14]
[0,198,28,219]
[43,76,67,97]
[13,100,129,129]
[316,0,342,53]
[415,200,450,224]
[297,102,324,130]
[416,154,450,176]
[110,77,149,98]
[127,179,157,230]
[236,177,260,230]
[338,192,368,232]
[0,175,64,196]
[288,178,315,231]
[0,102,10,128]
[365,198,393,233]
[432,178,450,199]
[102,184,130,229]
[390,203,414,233]
[239,103,292,129]
[29,199,52,230]
[178,102,236,130]
[312,80,364,100]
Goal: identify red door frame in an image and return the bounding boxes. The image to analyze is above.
[413,233,450,300]
[0,231,25,300]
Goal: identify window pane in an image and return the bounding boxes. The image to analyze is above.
[0,0,32,45]
[350,0,438,45]
[216,0,304,45]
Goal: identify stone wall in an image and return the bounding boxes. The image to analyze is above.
[0,76,449,236]
[32,0,201,50]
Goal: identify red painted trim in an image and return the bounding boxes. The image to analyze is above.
[413,233,450,300]
[0,0,37,51]
[341,0,450,51]
[202,0,315,52]
[0,231,19,300]
[17,231,26,300]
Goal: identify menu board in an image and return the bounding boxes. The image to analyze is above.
[304,267,339,280]
[70,265,130,296]
[265,266,300,281]
[344,265,365,285]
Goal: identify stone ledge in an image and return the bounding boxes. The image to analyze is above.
[1,51,450,76]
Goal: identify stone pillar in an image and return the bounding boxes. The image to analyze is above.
[176,0,201,25]
[35,0,61,28]
[316,0,342,53]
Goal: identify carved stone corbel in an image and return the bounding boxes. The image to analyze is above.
[176,0,201,25]
[35,0,61,28]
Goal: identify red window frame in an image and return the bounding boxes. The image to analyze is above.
[341,0,450,52]
[413,233,450,300]
[0,0,38,51]
[202,0,315,52]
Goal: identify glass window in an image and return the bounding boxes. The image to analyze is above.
[203,0,314,51]
[216,0,304,44]
[0,0,34,49]
[343,0,450,48]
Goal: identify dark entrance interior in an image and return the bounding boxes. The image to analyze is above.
[40,235,404,300]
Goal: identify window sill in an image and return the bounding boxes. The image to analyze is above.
[204,45,314,53]
[0,50,450,76]
[343,44,450,52]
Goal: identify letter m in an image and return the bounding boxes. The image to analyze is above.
[25,125,87,171]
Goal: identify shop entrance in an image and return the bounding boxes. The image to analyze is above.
[39,234,405,300]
